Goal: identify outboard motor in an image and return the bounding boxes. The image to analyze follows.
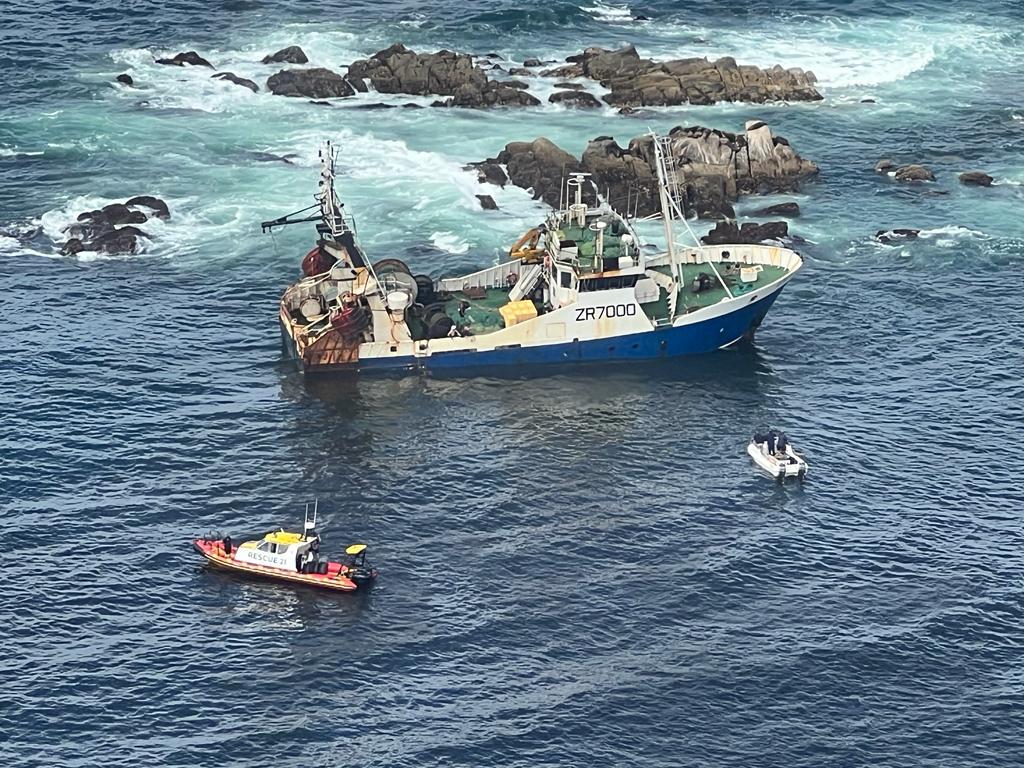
[345,544,376,587]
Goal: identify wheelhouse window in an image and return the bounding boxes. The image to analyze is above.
[560,270,572,288]
[579,275,640,292]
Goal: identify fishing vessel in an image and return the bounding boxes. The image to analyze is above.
[270,138,803,374]
[193,503,376,592]
[748,429,808,482]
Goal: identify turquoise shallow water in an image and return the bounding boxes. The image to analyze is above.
[2,1,1024,766]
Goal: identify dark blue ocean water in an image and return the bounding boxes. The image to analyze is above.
[3,1,1024,766]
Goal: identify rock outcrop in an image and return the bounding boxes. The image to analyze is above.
[155,51,213,67]
[115,73,134,87]
[267,68,354,98]
[561,44,821,106]
[702,220,789,245]
[754,202,800,217]
[476,194,498,210]
[959,171,994,187]
[344,44,540,107]
[549,90,602,108]
[347,44,485,94]
[474,120,817,219]
[875,228,920,245]
[893,164,935,182]
[61,197,170,255]
[213,72,259,92]
[262,46,308,65]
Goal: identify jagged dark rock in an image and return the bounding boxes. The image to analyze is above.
[62,238,84,255]
[267,68,354,98]
[213,72,259,92]
[262,46,308,65]
[875,228,920,245]
[559,44,820,106]
[89,226,149,254]
[754,202,800,217]
[476,194,499,210]
[503,80,530,90]
[959,171,994,187]
[702,220,789,245]
[875,159,896,172]
[523,58,542,68]
[554,81,584,90]
[508,67,533,77]
[469,161,508,186]
[61,196,170,254]
[475,120,817,219]
[549,90,602,108]
[115,73,134,87]
[126,195,170,219]
[894,164,935,182]
[155,51,213,67]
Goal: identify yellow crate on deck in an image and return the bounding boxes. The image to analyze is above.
[500,300,538,328]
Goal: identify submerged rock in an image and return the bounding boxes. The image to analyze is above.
[754,202,801,217]
[155,51,213,67]
[115,73,134,87]
[213,72,259,92]
[523,58,543,68]
[126,195,170,219]
[549,90,602,108]
[959,170,994,187]
[474,120,817,219]
[894,164,935,182]
[267,68,354,98]
[701,220,789,245]
[875,228,920,245]
[262,46,308,65]
[476,194,499,210]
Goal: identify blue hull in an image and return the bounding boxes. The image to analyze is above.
[291,285,787,375]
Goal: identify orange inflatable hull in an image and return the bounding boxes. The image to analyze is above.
[193,538,361,592]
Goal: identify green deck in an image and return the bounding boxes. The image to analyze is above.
[556,219,630,271]
[642,262,789,324]
[444,288,509,334]
[433,213,789,335]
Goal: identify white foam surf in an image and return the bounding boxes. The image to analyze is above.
[580,2,636,23]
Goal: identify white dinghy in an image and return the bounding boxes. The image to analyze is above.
[748,429,807,482]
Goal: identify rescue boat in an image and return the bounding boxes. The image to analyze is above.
[193,503,376,592]
[748,429,808,482]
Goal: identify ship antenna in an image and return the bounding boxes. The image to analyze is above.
[649,130,733,309]
[304,499,318,539]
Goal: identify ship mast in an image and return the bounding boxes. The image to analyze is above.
[317,143,384,299]
[649,132,733,316]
